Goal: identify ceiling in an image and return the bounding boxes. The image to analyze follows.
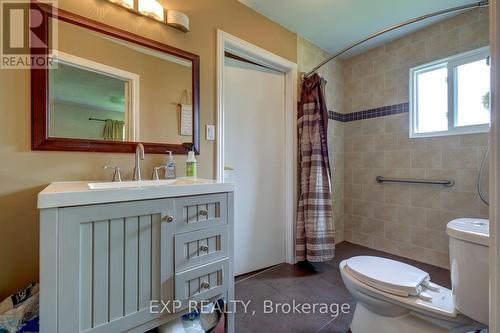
[239,0,483,57]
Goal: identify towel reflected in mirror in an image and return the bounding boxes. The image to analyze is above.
[103,119,125,141]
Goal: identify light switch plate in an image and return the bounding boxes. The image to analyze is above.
[206,124,215,141]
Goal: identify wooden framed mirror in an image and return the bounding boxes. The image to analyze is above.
[31,3,200,154]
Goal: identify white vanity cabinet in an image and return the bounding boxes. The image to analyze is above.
[38,180,234,333]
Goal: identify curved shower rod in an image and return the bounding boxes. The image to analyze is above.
[303,0,490,79]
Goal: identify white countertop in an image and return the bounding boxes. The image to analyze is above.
[38,178,235,209]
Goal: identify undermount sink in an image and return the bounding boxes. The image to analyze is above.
[88,178,210,190]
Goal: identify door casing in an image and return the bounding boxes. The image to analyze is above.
[216,30,298,265]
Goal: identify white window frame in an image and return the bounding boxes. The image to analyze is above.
[51,52,141,141]
[409,46,490,138]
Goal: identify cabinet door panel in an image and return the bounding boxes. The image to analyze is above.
[58,213,80,333]
[109,218,125,321]
[93,220,110,326]
[139,215,152,309]
[124,216,139,315]
[79,221,93,331]
[57,198,174,332]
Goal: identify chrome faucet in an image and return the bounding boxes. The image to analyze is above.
[152,165,167,181]
[103,165,122,182]
[133,143,145,181]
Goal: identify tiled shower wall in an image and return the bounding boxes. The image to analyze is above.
[297,36,345,243]
[343,8,489,114]
[342,9,490,268]
[343,116,489,268]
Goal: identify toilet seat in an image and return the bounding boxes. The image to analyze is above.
[345,256,431,297]
[340,259,460,319]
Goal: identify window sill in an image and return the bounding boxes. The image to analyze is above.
[410,124,490,138]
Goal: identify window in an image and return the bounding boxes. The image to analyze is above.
[410,47,490,138]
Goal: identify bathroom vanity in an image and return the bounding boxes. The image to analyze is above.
[38,179,234,333]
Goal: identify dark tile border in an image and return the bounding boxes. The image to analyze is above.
[328,103,409,122]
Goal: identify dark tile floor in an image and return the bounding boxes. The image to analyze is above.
[234,241,451,333]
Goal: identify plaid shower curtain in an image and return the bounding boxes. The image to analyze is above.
[296,73,335,262]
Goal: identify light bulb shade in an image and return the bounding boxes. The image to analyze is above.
[108,0,134,10]
[138,0,165,22]
[167,10,190,32]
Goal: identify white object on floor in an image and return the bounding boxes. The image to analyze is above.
[158,317,185,333]
[339,218,489,333]
[199,302,219,331]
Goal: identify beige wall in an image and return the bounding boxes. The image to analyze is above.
[343,9,489,114]
[0,0,297,299]
[297,36,345,243]
[297,37,343,113]
[342,9,490,268]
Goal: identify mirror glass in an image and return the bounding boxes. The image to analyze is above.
[48,19,194,145]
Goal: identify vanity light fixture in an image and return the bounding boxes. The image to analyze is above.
[167,10,190,32]
[108,0,134,10]
[106,0,189,32]
[138,0,165,22]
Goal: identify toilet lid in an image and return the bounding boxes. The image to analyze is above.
[345,256,430,297]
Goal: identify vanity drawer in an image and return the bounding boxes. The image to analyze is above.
[175,259,229,305]
[175,225,228,272]
[173,193,227,233]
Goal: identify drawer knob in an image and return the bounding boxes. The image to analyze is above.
[199,209,208,216]
[200,245,209,252]
[164,215,174,223]
[200,281,210,289]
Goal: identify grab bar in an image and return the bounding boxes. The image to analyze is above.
[375,176,455,187]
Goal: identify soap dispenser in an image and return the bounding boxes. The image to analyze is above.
[165,151,176,179]
[186,150,197,178]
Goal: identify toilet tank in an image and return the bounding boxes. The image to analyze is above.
[446,218,489,325]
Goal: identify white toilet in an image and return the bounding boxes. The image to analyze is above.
[340,218,489,333]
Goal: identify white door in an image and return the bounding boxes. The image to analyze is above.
[223,57,286,276]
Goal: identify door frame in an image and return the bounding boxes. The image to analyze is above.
[216,30,298,265]
[490,0,499,330]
